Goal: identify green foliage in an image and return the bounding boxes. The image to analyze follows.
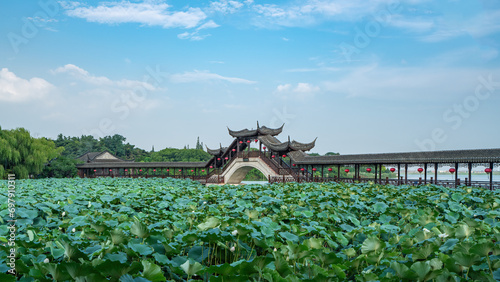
[0,127,62,179]
[40,155,81,178]
[55,133,147,160]
[2,178,500,281]
[243,168,267,181]
[138,148,211,162]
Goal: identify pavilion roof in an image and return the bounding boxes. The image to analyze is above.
[206,144,228,156]
[228,122,284,138]
[77,151,126,163]
[259,135,316,153]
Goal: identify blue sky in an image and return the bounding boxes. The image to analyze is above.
[1,0,499,154]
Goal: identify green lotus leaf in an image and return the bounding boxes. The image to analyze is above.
[470,241,494,257]
[410,261,431,281]
[128,243,153,256]
[439,238,459,253]
[361,236,383,254]
[130,218,150,239]
[180,260,203,277]
[141,260,166,282]
[452,252,481,267]
[105,252,128,264]
[279,231,299,243]
[197,216,220,231]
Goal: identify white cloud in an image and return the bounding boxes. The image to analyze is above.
[170,70,256,84]
[276,84,291,92]
[251,0,401,27]
[388,15,434,33]
[421,10,500,42]
[0,68,54,102]
[286,67,340,72]
[177,20,219,40]
[295,82,320,93]
[275,82,319,100]
[322,64,500,100]
[209,0,244,14]
[63,1,206,29]
[53,64,155,90]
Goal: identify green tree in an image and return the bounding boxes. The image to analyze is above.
[139,148,211,162]
[40,155,81,178]
[100,134,126,157]
[0,127,63,179]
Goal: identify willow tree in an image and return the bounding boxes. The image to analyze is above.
[0,126,62,179]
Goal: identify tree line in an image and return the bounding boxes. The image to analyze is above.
[0,127,212,179]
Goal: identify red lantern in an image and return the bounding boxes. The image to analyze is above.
[93,169,96,172]
[239,141,243,144]
[485,168,493,173]
[263,146,266,150]
[282,154,286,158]
[166,169,169,172]
[153,169,156,172]
[345,169,350,173]
[255,139,258,143]
[271,155,275,158]
[109,169,112,172]
[417,168,423,173]
[125,169,128,172]
[390,168,395,172]
[139,169,142,172]
[328,168,332,172]
[366,168,372,172]
[191,170,194,172]
[300,168,305,171]
[247,140,251,143]
[449,168,456,173]
[292,164,296,167]
[225,157,228,160]
[217,158,221,161]
[209,166,213,169]
[202,170,205,172]
[312,168,317,171]
[179,169,182,172]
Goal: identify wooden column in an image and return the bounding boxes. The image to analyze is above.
[468,163,472,186]
[434,163,438,183]
[489,162,494,190]
[379,164,382,181]
[424,163,427,184]
[404,164,408,184]
[397,164,401,183]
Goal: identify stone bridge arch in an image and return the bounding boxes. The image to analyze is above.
[223,157,278,184]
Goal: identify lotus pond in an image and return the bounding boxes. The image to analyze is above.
[2,178,500,281]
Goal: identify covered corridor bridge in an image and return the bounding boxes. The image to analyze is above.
[76,123,500,189]
[287,148,500,190]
